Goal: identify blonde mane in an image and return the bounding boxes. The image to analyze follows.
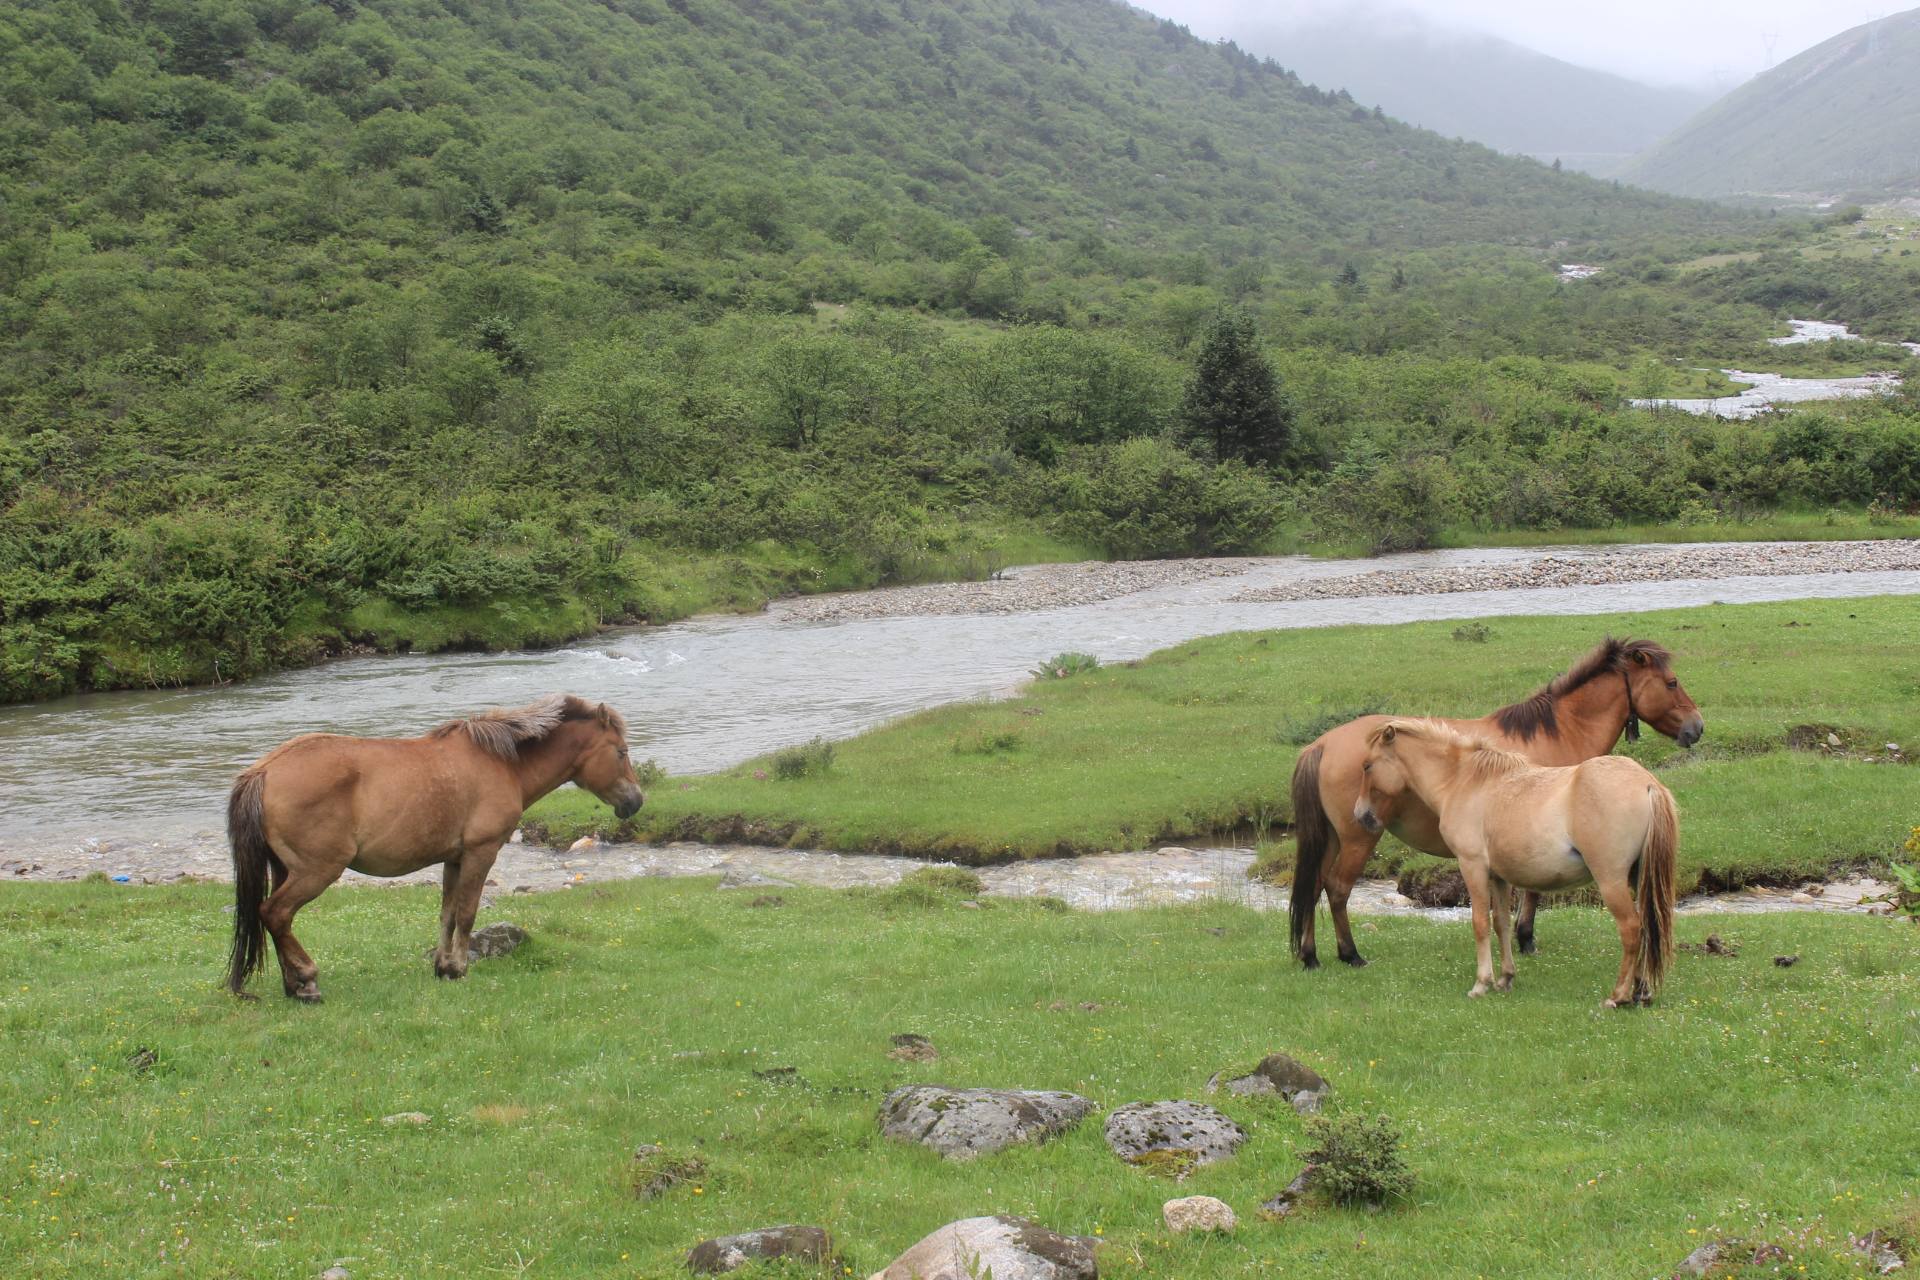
[1369,718,1532,783]
[429,694,622,761]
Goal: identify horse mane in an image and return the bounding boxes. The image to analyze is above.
[429,694,622,761]
[1370,718,1532,782]
[1491,638,1672,742]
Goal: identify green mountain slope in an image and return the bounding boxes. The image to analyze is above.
[1227,13,1709,175]
[0,0,1817,702]
[1620,8,1920,198]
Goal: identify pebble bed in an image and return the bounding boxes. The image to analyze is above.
[1228,539,1920,604]
[773,558,1252,621]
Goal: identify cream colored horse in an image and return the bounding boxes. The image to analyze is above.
[1356,719,1676,1007]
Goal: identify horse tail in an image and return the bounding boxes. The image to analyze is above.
[226,768,272,995]
[1288,745,1331,959]
[1634,781,1678,997]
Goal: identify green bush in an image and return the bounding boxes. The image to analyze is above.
[1302,1112,1415,1207]
[770,737,835,781]
[1033,652,1100,680]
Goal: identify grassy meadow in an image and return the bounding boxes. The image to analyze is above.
[528,596,1920,892]
[1,877,1914,1279]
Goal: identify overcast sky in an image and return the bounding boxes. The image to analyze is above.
[1137,0,1899,89]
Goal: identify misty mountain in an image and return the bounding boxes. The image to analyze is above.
[1620,8,1920,199]
[1226,12,1711,175]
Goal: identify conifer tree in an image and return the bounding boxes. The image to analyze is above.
[1180,312,1296,473]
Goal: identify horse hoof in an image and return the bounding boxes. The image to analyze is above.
[1517,938,1537,956]
[290,985,322,1004]
[1602,998,1622,1009]
[1299,951,1321,971]
[1467,986,1487,999]
[1495,977,1513,993]
[1339,953,1368,968]
[435,966,466,981]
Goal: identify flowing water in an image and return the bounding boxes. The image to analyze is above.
[3,540,1916,859]
[1630,318,1919,418]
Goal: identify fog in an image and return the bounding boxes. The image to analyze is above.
[1140,0,1900,89]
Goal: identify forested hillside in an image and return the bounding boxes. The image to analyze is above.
[1621,8,1920,199]
[2,0,1911,703]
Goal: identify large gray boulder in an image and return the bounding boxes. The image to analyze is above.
[470,923,528,958]
[1104,1100,1245,1175]
[686,1225,832,1274]
[878,1086,1094,1161]
[1207,1053,1330,1114]
[867,1216,1097,1280]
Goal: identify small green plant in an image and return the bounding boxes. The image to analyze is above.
[633,757,667,789]
[1277,701,1386,745]
[1890,828,1920,918]
[1300,1112,1415,1207]
[770,737,835,780]
[1451,622,1491,643]
[953,727,1023,756]
[884,865,985,907]
[1033,652,1099,679]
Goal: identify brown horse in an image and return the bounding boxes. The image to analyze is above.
[226,694,644,1001]
[1288,638,1701,969]
[1356,719,1677,1006]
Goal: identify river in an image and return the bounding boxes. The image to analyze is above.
[1629,318,1920,418]
[2,539,1916,859]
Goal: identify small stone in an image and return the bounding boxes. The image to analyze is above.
[887,1034,938,1062]
[1774,954,1800,967]
[508,829,524,844]
[1826,732,1843,748]
[687,1225,833,1275]
[877,1085,1094,1161]
[321,1268,350,1280]
[959,899,983,909]
[1675,1239,1731,1277]
[1851,1229,1907,1274]
[381,1112,429,1126]
[866,1216,1095,1280]
[1259,1165,1318,1220]
[567,835,597,852]
[469,923,527,958]
[1206,1053,1330,1114]
[1163,1195,1236,1234]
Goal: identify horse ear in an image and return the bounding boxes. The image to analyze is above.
[1381,724,1396,744]
[1631,649,1648,666]
[596,702,611,727]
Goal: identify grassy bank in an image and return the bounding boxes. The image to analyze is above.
[526,596,1920,892]
[1,878,1913,1278]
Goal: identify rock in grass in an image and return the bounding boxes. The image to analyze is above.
[1851,1229,1907,1274]
[630,1144,707,1199]
[1258,1165,1318,1220]
[887,1034,939,1062]
[1163,1195,1236,1233]
[687,1225,832,1274]
[381,1112,429,1126]
[320,1268,350,1280]
[470,923,527,958]
[1207,1053,1330,1114]
[1104,1100,1245,1174]
[878,1086,1093,1161]
[1773,954,1800,968]
[1673,1239,1789,1277]
[867,1216,1096,1280]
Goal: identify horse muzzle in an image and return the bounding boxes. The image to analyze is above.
[1676,716,1704,749]
[1353,802,1383,834]
[614,789,644,820]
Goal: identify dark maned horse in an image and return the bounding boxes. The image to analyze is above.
[1288,638,1702,970]
[226,694,644,1001]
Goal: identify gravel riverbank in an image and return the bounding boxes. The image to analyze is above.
[0,840,1896,920]
[1229,539,1920,604]
[773,558,1252,621]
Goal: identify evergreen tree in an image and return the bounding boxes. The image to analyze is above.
[1180,312,1296,473]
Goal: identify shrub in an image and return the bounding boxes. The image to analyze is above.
[884,865,985,906]
[1301,1113,1415,1207]
[769,736,834,780]
[1033,652,1099,680]
[1277,701,1385,745]
[953,727,1023,755]
[1451,622,1492,643]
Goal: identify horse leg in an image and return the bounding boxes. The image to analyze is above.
[1459,855,1496,998]
[433,842,502,981]
[1515,889,1541,955]
[1596,874,1642,1009]
[1326,819,1380,968]
[260,857,344,1003]
[1489,876,1516,993]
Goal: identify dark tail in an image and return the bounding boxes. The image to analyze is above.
[1634,783,1678,997]
[226,769,271,995]
[1288,745,1331,959]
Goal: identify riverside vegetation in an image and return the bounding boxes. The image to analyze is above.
[527,597,1920,894]
[6,1,1920,702]
[0,875,1913,1277]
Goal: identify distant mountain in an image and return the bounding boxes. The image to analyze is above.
[1225,12,1711,175]
[1621,9,1920,198]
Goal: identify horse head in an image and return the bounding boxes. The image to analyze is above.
[570,701,645,819]
[1620,642,1704,748]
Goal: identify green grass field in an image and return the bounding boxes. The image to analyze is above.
[1,878,1913,1278]
[528,596,1920,892]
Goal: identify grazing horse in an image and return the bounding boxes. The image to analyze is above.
[1288,638,1701,969]
[226,694,644,1001]
[1355,719,1677,1006]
